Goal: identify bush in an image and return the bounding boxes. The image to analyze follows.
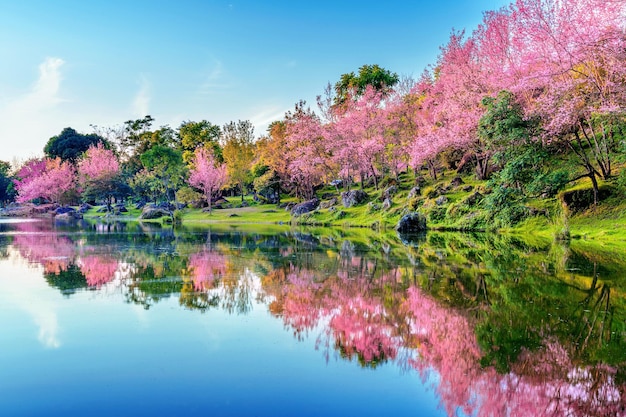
[408,197,423,211]
[428,206,447,223]
[176,187,203,205]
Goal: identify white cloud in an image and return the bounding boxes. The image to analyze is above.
[198,59,230,95]
[0,57,67,161]
[0,248,62,349]
[248,106,288,136]
[132,75,151,117]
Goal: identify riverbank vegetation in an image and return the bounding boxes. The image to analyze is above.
[1,0,624,244]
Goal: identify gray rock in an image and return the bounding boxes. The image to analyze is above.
[55,211,83,220]
[291,198,320,216]
[341,189,368,208]
[319,198,338,209]
[382,198,392,210]
[383,185,398,199]
[435,196,449,206]
[450,177,465,187]
[140,207,172,220]
[407,187,421,199]
[395,212,427,233]
[465,192,483,206]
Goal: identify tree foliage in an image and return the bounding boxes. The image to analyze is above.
[44,127,108,163]
[221,120,255,201]
[188,146,227,213]
[334,64,399,107]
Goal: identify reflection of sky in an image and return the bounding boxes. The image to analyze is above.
[0,247,61,348]
[0,244,447,417]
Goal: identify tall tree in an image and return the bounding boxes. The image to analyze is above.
[283,101,329,200]
[139,145,185,202]
[188,146,228,213]
[178,120,222,164]
[44,128,108,163]
[15,158,76,204]
[0,161,15,204]
[334,64,399,108]
[221,120,255,202]
[77,143,129,209]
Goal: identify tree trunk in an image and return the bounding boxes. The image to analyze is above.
[589,170,599,206]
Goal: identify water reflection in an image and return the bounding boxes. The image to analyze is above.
[0,219,624,416]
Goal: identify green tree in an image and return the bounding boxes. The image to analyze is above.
[178,120,222,164]
[139,145,185,202]
[222,120,255,202]
[44,128,109,163]
[0,161,15,204]
[334,64,399,107]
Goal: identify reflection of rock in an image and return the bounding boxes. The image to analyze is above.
[340,240,355,258]
[292,232,320,245]
[397,231,426,247]
[341,190,368,207]
[291,199,319,216]
[396,213,427,233]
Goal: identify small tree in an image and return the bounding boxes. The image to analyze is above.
[77,143,128,209]
[15,158,76,204]
[189,146,228,213]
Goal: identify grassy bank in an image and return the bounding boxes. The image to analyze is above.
[81,171,625,253]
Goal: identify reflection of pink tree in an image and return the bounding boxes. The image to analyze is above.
[12,230,75,274]
[188,250,228,291]
[78,255,119,288]
[267,266,403,363]
[328,295,397,364]
[402,286,625,417]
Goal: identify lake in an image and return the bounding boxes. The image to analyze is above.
[1,218,624,416]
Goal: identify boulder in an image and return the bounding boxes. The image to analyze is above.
[435,196,449,206]
[341,189,368,208]
[291,199,319,216]
[383,185,398,199]
[450,177,465,187]
[407,187,421,199]
[465,192,483,206]
[57,212,83,220]
[140,206,172,220]
[382,198,392,210]
[78,203,92,214]
[319,198,338,209]
[462,185,474,192]
[367,202,381,212]
[395,212,427,233]
[55,206,75,215]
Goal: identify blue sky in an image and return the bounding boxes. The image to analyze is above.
[0,0,509,163]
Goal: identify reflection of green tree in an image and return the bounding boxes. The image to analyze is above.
[10,219,625,378]
[44,264,88,296]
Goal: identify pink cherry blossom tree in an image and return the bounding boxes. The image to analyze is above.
[188,146,227,213]
[284,101,331,200]
[15,158,76,204]
[77,143,123,208]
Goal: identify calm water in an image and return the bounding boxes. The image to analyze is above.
[0,219,624,416]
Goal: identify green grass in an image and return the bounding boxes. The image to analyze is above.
[79,162,626,249]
